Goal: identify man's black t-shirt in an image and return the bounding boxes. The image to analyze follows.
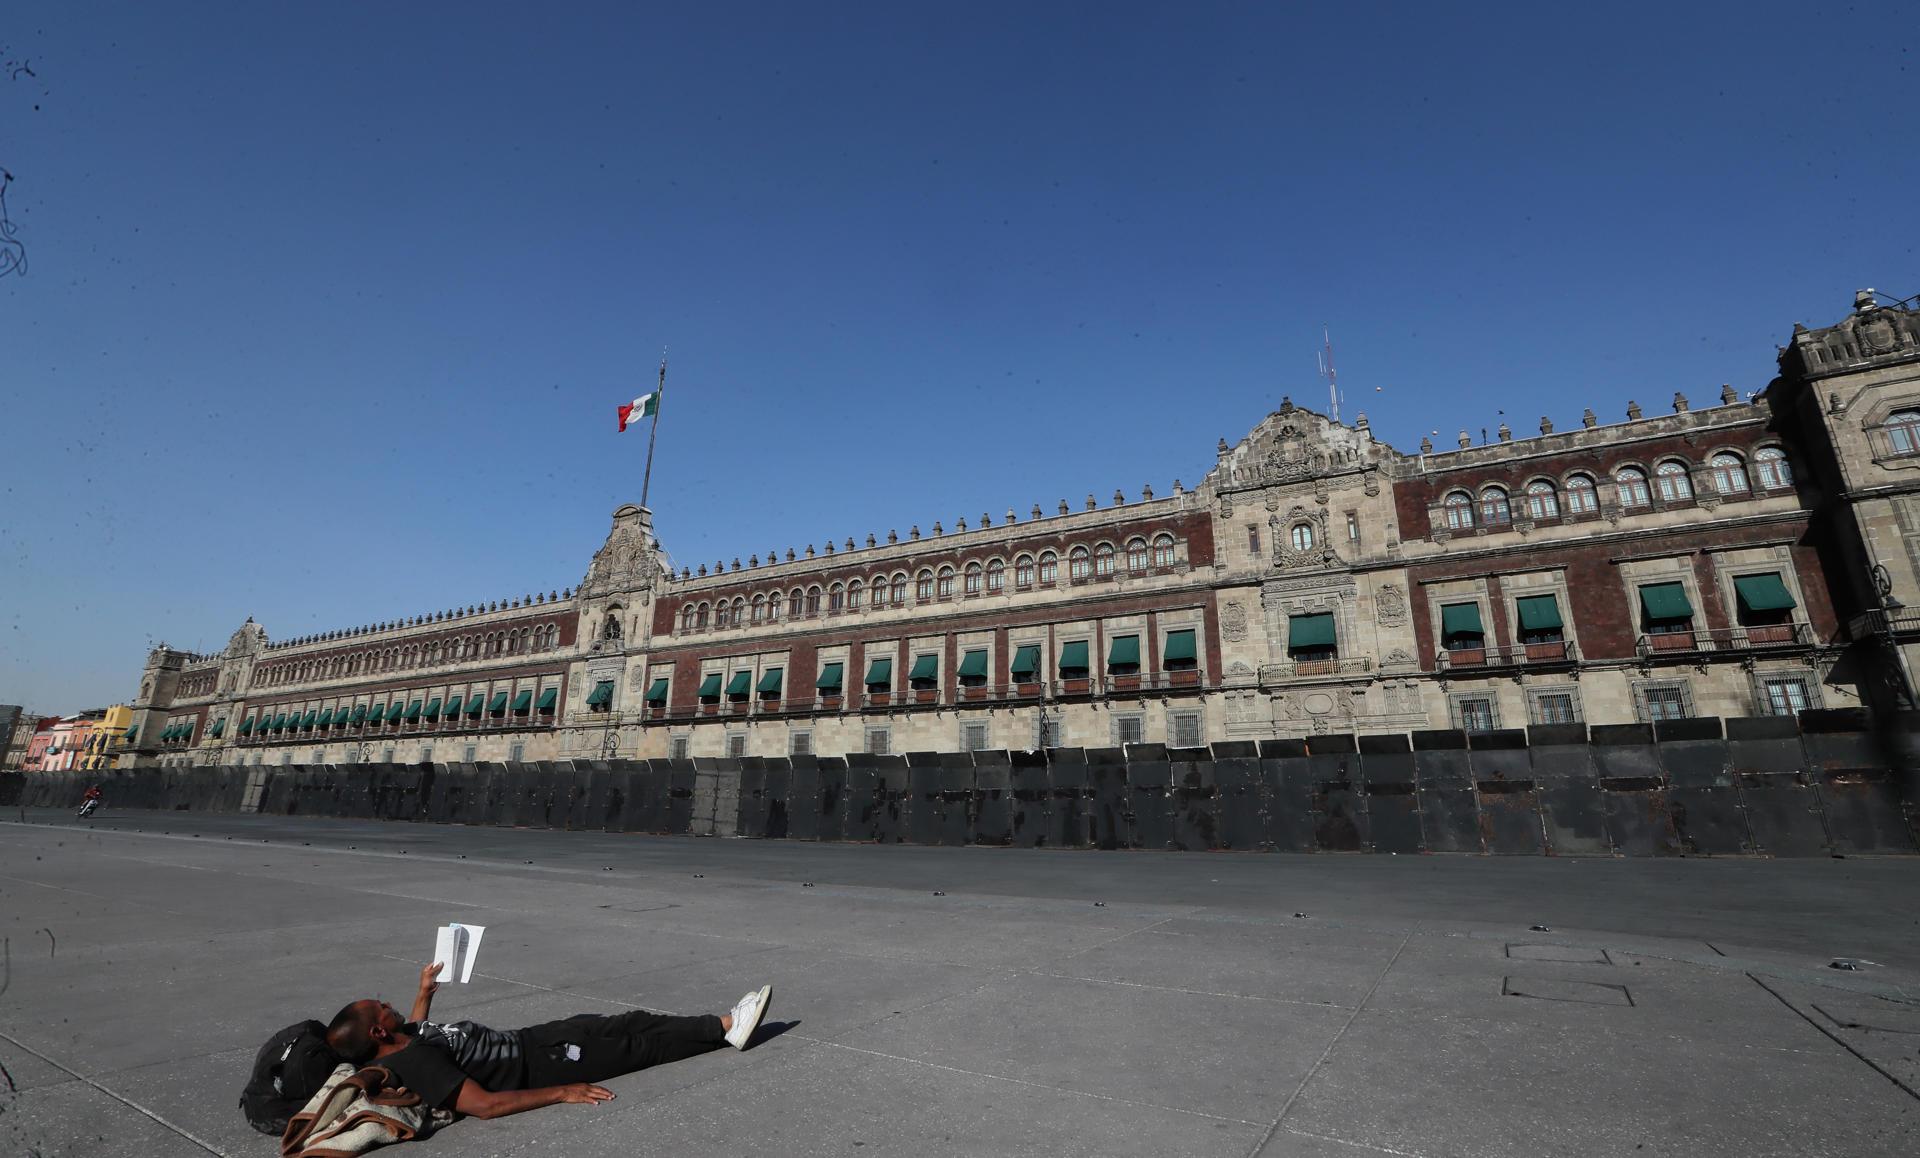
[380,1021,529,1109]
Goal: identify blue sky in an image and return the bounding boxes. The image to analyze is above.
[2,2,1914,713]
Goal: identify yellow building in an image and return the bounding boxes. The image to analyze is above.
[75,705,134,772]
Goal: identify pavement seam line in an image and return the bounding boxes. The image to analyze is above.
[0,1029,230,1156]
[1745,973,1920,1102]
[1246,932,1413,1158]
[1276,1124,1431,1157]
[809,1038,1268,1127]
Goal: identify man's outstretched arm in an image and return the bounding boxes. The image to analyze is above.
[408,962,440,1023]
[452,1078,614,1120]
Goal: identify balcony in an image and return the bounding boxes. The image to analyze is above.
[1260,657,1374,685]
[1436,641,1582,671]
[1635,622,1814,659]
[1848,608,1920,641]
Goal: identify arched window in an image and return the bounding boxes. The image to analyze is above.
[1525,480,1559,520]
[1153,534,1176,567]
[696,602,710,628]
[681,606,693,631]
[751,595,766,623]
[931,567,950,598]
[892,573,909,605]
[789,588,805,618]
[1479,486,1511,526]
[1616,467,1651,508]
[1069,546,1091,580]
[987,559,1006,593]
[848,579,864,610]
[1886,410,1920,455]
[869,576,887,608]
[916,570,934,602]
[1126,538,1149,572]
[1094,543,1116,577]
[1443,491,1474,529]
[964,562,983,595]
[806,586,822,616]
[1655,460,1693,502]
[731,597,745,626]
[1038,551,1058,584]
[767,592,783,622]
[1290,523,1315,552]
[829,583,844,612]
[1710,452,1749,495]
[1015,554,1034,588]
[1755,447,1792,489]
[1566,473,1598,514]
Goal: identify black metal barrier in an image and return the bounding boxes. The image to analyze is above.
[20,716,1917,855]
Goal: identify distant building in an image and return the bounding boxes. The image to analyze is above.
[115,293,1918,766]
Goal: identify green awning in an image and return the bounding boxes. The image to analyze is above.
[535,688,557,710]
[1010,645,1041,677]
[302,710,319,728]
[908,654,938,682]
[644,679,669,704]
[209,719,225,738]
[1288,613,1337,649]
[465,693,485,715]
[1163,630,1197,662]
[1059,640,1090,673]
[695,674,721,699]
[126,724,142,740]
[815,662,844,691]
[1734,573,1796,614]
[272,713,289,731]
[1440,603,1484,638]
[160,725,175,740]
[1639,582,1693,621]
[365,705,384,724]
[238,716,254,735]
[510,690,532,711]
[317,709,334,727]
[349,704,368,723]
[588,680,617,706]
[725,671,752,696]
[387,701,408,722]
[1516,595,1563,631]
[957,649,989,678]
[398,700,418,721]
[756,668,783,694]
[423,698,442,720]
[487,691,509,713]
[1108,635,1140,665]
[864,658,892,688]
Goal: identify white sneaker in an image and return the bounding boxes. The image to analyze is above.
[724,984,771,1050]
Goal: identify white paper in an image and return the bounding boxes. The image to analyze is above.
[431,922,487,983]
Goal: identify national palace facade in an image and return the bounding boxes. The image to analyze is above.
[121,292,1920,767]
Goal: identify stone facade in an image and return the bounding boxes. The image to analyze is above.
[117,294,1920,766]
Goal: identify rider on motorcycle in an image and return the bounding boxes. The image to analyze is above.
[79,785,103,816]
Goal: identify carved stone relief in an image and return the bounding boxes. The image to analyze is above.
[1222,601,1249,643]
[1375,583,1408,627]
[1268,506,1344,571]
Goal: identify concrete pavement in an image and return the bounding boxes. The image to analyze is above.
[1,809,1916,1156]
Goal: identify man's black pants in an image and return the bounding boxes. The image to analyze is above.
[521,1010,726,1086]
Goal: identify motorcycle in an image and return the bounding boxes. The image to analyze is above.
[78,797,100,818]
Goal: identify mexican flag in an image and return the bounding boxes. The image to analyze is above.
[617,388,661,432]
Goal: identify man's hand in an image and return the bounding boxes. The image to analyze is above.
[418,961,444,994]
[556,1083,615,1105]
[410,961,442,1022]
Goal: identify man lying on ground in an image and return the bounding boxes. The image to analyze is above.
[326,961,771,1120]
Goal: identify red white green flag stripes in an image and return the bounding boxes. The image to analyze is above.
[617,388,661,432]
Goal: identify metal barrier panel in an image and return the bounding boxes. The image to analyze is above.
[1529,740,1609,856]
[1047,748,1092,849]
[937,753,975,847]
[1600,778,1681,856]
[601,765,630,832]
[1087,747,1130,850]
[1261,739,1317,853]
[454,764,492,826]
[486,764,520,826]
[427,763,453,822]
[785,756,821,841]
[1816,768,1918,854]
[906,753,943,845]
[619,761,665,833]
[548,764,579,829]
[1411,730,1479,854]
[1655,721,1748,854]
[844,754,881,842]
[972,752,1012,846]
[761,757,792,839]
[1010,749,1052,847]
[1169,746,1218,851]
[665,760,697,834]
[1127,744,1174,851]
[1364,782,1421,852]
[1470,731,1540,856]
[1738,772,1830,856]
[0,773,20,807]
[567,763,601,831]
[1726,716,1808,776]
[1210,742,1267,851]
[735,761,768,838]
[1308,736,1365,853]
[814,757,848,842]
[1657,720,1730,788]
[874,754,911,843]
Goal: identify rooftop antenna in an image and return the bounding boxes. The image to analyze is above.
[1317,325,1342,423]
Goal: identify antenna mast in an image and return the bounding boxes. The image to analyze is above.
[1317,325,1342,423]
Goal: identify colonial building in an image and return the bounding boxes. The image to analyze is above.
[118,293,1920,768]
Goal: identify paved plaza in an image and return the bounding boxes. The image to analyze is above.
[1,810,1916,1156]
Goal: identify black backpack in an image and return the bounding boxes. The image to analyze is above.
[238,1020,342,1136]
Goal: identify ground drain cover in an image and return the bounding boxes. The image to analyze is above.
[1502,977,1634,1006]
[1814,999,1920,1035]
[1506,943,1609,964]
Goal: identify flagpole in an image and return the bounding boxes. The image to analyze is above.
[639,353,666,511]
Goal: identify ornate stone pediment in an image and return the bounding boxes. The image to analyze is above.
[580,505,668,599]
[1268,506,1344,572]
[224,618,266,658]
[1207,398,1387,499]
